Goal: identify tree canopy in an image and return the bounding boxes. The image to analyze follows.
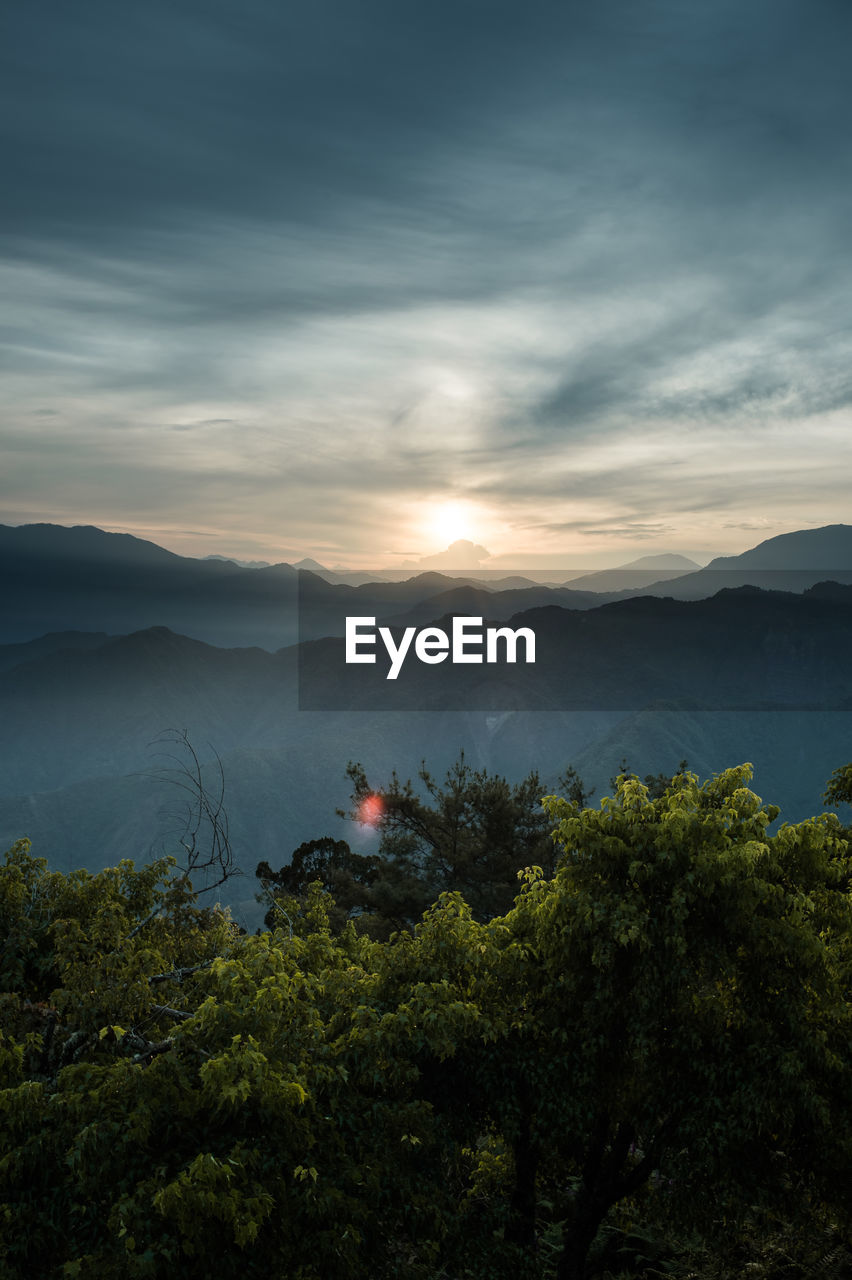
[259,755,586,939]
[2,763,852,1278]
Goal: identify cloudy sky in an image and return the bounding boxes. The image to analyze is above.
[2,0,851,568]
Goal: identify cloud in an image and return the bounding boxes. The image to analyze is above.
[722,519,777,532]
[397,540,492,570]
[2,1,852,562]
[530,521,677,540]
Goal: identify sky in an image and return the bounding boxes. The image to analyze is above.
[2,0,851,569]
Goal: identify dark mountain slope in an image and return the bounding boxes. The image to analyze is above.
[634,525,852,599]
[0,628,292,793]
[0,523,297,647]
[299,583,852,711]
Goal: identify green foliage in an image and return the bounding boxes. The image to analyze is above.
[256,753,574,939]
[341,752,563,931]
[610,757,690,799]
[2,762,852,1278]
[256,837,381,932]
[824,762,852,810]
[521,764,852,1275]
[824,764,852,855]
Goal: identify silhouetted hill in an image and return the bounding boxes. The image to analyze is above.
[375,583,605,630]
[206,554,271,568]
[561,553,700,592]
[2,575,851,918]
[6,584,843,753]
[635,525,852,599]
[0,522,299,647]
[0,630,112,674]
[296,569,509,640]
[6,522,850,655]
[299,583,852,710]
[707,525,852,569]
[0,522,186,566]
[292,558,393,586]
[2,525,562,647]
[0,628,292,793]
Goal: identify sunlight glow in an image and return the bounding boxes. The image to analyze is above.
[426,501,473,546]
[358,794,384,826]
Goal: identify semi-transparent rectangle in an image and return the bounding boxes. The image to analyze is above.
[296,570,852,711]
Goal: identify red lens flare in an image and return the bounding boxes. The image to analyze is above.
[358,794,384,826]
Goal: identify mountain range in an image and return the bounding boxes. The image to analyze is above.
[5,521,852,650]
[1,519,851,928]
[560,553,700,592]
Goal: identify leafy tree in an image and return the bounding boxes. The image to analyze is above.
[387,765,852,1278]
[3,763,852,1279]
[557,764,594,808]
[257,756,595,939]
[255,837,381,932]
[340,753,564,929]
[610,756,690,798]
[824,761,852,836]
[0,843,459,1278]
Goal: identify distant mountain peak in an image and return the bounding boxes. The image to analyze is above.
[618,553,701,570]
[0,521,190,565]
[705,524,852,570]
[561,553,700,592]
[205,554,271,568]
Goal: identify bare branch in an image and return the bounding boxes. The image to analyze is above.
[125,903,164,942]
[148,960,215,985]
[257,880,294,941]
[123,1030,175,1063]
[151,1004,193,1022]
[147,729,242,896]
[57,1029,96,1069]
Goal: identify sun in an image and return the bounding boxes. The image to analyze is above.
[427,501,472,547]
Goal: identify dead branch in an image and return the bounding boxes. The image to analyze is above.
[148,729,242,896]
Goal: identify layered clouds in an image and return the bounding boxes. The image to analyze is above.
[2,0,851,563]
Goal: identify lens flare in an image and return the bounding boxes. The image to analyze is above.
[358,794,384,826]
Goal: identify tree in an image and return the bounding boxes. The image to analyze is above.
[340,753,565,929]
[149,728,240,896]
[400,764,852,1278]
[0,844,459,1278]
[255,837,381,932]
[3,764,852,1279]
[0,840,244,1274]
[824,761,852,828]
[257,756,594,940]
[610,756,690,799]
